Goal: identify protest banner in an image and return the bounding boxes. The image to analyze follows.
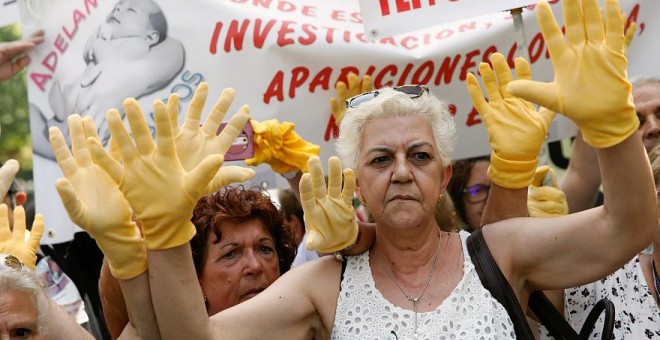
[22,0,653,243]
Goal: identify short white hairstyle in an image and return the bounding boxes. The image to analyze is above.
[336,87,456,170]
[0,268,51,334]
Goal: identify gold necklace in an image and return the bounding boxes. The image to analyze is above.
[373,233,447,339]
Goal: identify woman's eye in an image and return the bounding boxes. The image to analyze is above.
[411,152,430,162]
[222,250,237,260]
[370,156,389,165]
[259,246,274,254]
[12,328,32,339]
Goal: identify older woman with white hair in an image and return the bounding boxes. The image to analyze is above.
[72,0,658,338]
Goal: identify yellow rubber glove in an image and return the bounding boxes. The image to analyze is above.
[528,166,569,217]
[0,159,19,200]
[507,0,637,148]
[330,72,373,125]
[467,53,556,189]
[50,115,146,279]
[246,119,320,174]
[299,156,358,252]
[87,98,226,250]
[0,205,43,270]
[167,83,255,193]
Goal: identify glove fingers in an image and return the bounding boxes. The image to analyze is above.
[532,166,550,186]
[327,156,343,198]
[0,204,9,242]
[167,93,181,136]
[547,167,559,188]
[202,88,236,136]
[604,0,625,52]
[466,73,489,115]
[538,2,569,60]
[538,107,557,131]
[341,168,356,206]
[529,186,566,202]
[583,0,605,42]
[11,206,26,242]
[124,99,155,157]
[563,0,585,44]
[183,82,208,130]
[207,166,255,193]
[81,116,101,141]
[308,156,327,200]
[478,62,502,102]
[491,53,513,90]
[346,73,360,97]
[361,74,374,93]
[218,105,250,155]
[299,172,316,217]
[336,82,349,100]
[153,100,177,158]
[507,80,559,113]
[513,57,532,81]
[623,21,635,52]
[305,229,323,251]
[55,178,88,229]
[106,109,138,164]
[87,138,123,184]
[0,160,19,199]
[27,214,45,252]
[49,127,78,180]
[185,155,224,199]
[67,115,93,168]
[330,97,344,124]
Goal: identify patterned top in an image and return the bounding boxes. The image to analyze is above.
[331,231,516,340]
[541,255,660,339]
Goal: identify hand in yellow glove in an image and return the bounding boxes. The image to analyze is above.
[507,0,637,148]
[246,119,320,174]
[299,156,358,252]
[0,205,44,270]
[528,166,569,217]
[467,53,556,189]
[167,83,255,193]
[0,159,19,200]
[87,98,225,250]
[50,114,146,279]
[330,72,373,125]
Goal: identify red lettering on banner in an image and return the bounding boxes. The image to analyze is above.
[336,66,361,86]
[299,24,317,45]
[528,32,544,63]
[448,104,456,116]
[350,12,362,24]
[277,1,296,12]
[433,55,460,85]
[290,66,310,98]
[255,19,277,48]
[310,67,332,92]
[53,35,68,54]
[226,20,249,51]
[278,20,296,46]
[460,49,480,81]
[374,65,397,87]
[325,114,340,141]
[458,21,477,33]
[30,73,52,92]
[401,36,418,50]
[379,0,392,16]
[264,71,285,104]
[412,61,433,84]
[482,45,498,63]
[380,0,439,16]
[321,27,337,43]
[397,63,414,86]
[301,6,316,17]
[331,10,346,21]
[466,107,482,127]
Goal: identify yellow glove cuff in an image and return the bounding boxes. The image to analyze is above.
[143,220,196,250]
[103,241,148,280]
[488,152,538,189]
[528,186,569,218]
[580,113,638,148]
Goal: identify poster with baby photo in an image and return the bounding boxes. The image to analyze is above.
[22,0,654,244]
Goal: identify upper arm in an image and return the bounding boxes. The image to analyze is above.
[210,257,341,339]
[484,208,635,292]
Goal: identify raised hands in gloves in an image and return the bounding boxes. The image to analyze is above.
[330,72,373,125]
[528,166,569,217]
[467,53,556,189]
[167,82,255,193]
[0,159,19,200]
[87,98,226,250]
[507,0,637,148]
[246,119,320,174]
[50,115,146,279]
[299,156,358,252]
[0,205,44,270]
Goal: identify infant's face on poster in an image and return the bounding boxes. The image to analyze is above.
[104,0,161,40]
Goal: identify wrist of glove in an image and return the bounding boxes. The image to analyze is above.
[528,186,569,217]
[95,220,148,280]
[488,152,538,189]
[578,105,638,148]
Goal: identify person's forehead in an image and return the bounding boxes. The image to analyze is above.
[123,0,159,13]
[361,115,435,146]
[633,83,660,101]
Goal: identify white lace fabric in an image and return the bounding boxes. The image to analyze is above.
[331,231,516,339]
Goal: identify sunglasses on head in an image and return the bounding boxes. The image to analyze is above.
[344,84,430,109]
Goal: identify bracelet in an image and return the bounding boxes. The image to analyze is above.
[333,228,362,261]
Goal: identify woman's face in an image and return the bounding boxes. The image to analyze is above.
[199,219,281,315]
[355,114,450,229]
[0,291,42,340]
[462,160,491,229]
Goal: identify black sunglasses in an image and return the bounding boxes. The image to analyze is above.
[345,85,429,109]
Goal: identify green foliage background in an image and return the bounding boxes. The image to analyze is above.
[0,23,34,189]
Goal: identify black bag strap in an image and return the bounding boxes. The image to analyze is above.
[578,298,615,339]
[467,228,535,340]
[529,291,581,340]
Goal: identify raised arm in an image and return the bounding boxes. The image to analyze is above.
[559,132,602,212]
[49,114,159,340]
[492,0,657,291]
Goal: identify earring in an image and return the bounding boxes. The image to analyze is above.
[360,195,367,207]
[438,194,444,204]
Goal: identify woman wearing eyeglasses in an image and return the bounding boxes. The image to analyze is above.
[447,156,490,231]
